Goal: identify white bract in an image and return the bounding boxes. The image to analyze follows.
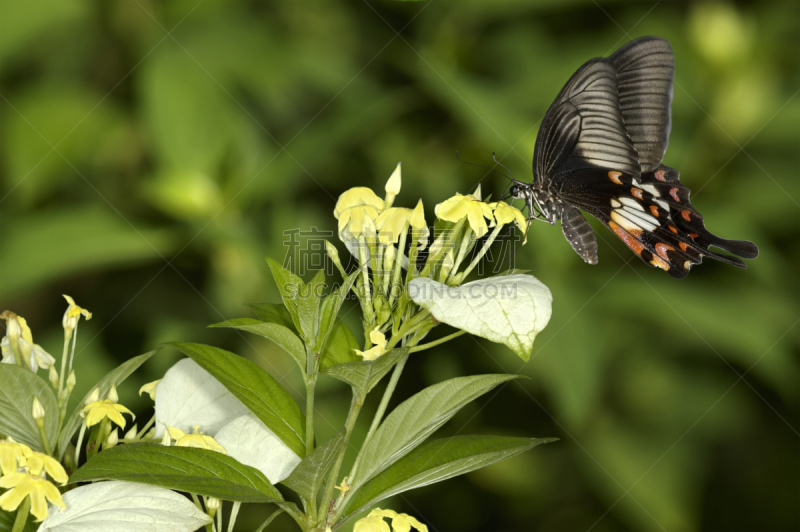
[36,481,210,532]
[409,274,552,361]
[154,359,250,437]
[214,414,301,483]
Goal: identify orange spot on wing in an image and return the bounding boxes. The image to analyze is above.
[608,171,623,185]
[649,205,659,217]
[689,233,699,240]
[670,188,681,202]
[668,225,678,234]
[631,188,644,200]
[650,256,670,271]
[681,209,692,221]
[655,243,674,261]
[609,220,646,256]
[654,169,667,182]
[679,242,689,252]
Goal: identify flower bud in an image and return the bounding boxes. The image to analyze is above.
[32,397,46,421]
[107,385,119,403]
[66,370,76,394]
[124,424,138,441]
[384,163,402,208]
[205,497,221,511]
[48,366,59,389]
[104,429,119,450]
[326,241,346,277]
[85,388,100,405]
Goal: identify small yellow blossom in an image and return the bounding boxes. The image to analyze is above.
[24,452,68,485]
[354,508,428,532]
[384,163,402,208]
[1,311,55,371]
[0,472,65,522]
[334,187,385,218]
[0,438,32,476]
[338,205,380,241]
[166,426,226,454]
[492,202,528,233]
[82,386,134,429]
[62,295,92,336]
[139,379,161,401]
[334,476,351,495]
[375,207,412,244]
[354,328,387,361]
[435,192,495,238]
[32,397,46,422]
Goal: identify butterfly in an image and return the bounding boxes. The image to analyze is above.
[509,36,758,278]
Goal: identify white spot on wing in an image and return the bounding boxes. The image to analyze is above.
[611,199,622,208]
[641,184,660,197]
[619,197,644,211]
[655,199,669,210]
[611,210,642,232]
[619,207,659,231]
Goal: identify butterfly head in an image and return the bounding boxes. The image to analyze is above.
[509,182,558,225]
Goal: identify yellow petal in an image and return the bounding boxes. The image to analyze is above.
[384,163,402,208]
[167,426,187,440]
[354,515,391,532]
[375,208,412,244]
[41,454,68,485]
[334,188,385,218]
[41,479,65,510]
[493,202,527,233]
[0,479,31,513]
[139,380,161,401]
[410,200,426,230]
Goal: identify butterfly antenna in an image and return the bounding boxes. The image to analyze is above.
[491,153,516,183]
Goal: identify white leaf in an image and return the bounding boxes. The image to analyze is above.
[154,358,250,436]
[409,274,552,360]
[37,481,210,532]
[214,414,301,483]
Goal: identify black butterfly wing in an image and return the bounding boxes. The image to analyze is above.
[609,36,675,173]
[559,165,759,278]
[532,58,640,185]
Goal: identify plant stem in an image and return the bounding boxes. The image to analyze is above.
[74,423,86,466]
[58,332,70,398]
[136,415,156,439]
[446,226,473,284]
[36,421,52,456]
[227,502,241,532]
[387,225,409,308]
[357,235,374,326]
[409,330,466,353]
[346,355,407,484]
[11,498,29,532]
[456,222,504,283]
[320,392,365,528]
[304,371,317,523]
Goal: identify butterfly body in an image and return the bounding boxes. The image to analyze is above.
[513,36,758,278]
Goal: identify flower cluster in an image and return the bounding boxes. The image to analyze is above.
[0,438,67,522]
[331,164,527,360]
[354,508,428,532]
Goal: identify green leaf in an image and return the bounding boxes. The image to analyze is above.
[70,443,282,503]
[265,257,306,340]
[297,269,326,348]
[0,365,58,453]
[169,342,306,457]
[316,270,359,353]
[409,274,553,361]
[353,374,521,489]
[57,350,157,459]
[281,430,345,502]
[319,319,361,371]
[210,318,306,373]
[343,435,555,522]
[247,303,297,332]
[321,347,409,394]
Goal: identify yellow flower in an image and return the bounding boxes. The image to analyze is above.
[384,163,402,208]
[82,385,134,429]
[435,191,495,238]
[334,187,385,218]
[492,202,528,233]
[62,295,92,336]
[354,508,428,532]
[375,208,412,244]
[0,311,55,371]
[0,439,32,476]
[354,328,387,361]
[139,379,161,401]
[23,452,68,485]
[338,205,381,241]
[167,426,226,454]
[0,472,65,522]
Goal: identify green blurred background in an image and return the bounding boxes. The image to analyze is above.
[1,1,798,530]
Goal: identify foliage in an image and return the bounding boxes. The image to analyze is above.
[0,1,797,530]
